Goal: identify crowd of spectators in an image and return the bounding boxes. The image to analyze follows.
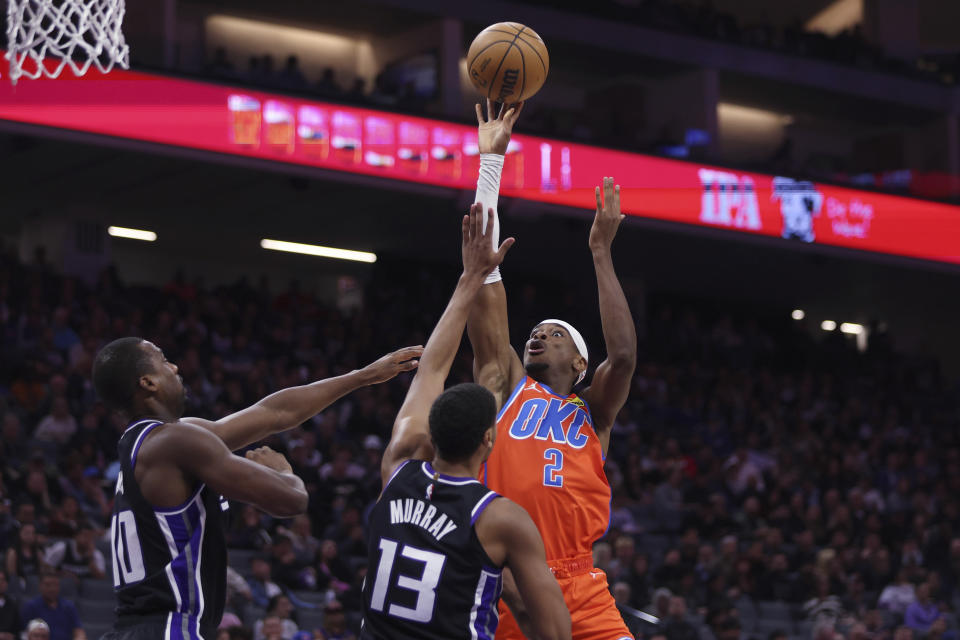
[204,51,430,114]
[520,0,960,85]
[1,238,959,640]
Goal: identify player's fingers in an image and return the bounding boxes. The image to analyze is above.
[482,206,495,238]
[475,102,484,125]
[514,101,524,120]
[486,98,494,121]
[468,204,478,240]
[614,183,621,211]
[595,186,602,211]
[462,214,470,243]
[400,360,419,371]
[604,176,614,204]
[394,346,424,362]
[496,237,516,262]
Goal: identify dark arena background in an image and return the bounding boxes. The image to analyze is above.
[4,0,960,639]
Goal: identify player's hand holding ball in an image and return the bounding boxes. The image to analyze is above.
[476,98,523,155]
[246,446,293,474]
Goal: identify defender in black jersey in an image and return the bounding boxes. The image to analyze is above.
[92,337,422,640]
[362,204,571,640]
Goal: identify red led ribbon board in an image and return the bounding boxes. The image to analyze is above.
[2,67,960,265]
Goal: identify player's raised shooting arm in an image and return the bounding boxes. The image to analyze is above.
[381,205,514,487]
[582,178,637,451]
[468,99,526,409]
[183,346,422,452]
[477,499,572,640]
[151,421,308,517]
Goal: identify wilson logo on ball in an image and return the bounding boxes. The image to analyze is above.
[498,68,519,100]
[467,22,550,102]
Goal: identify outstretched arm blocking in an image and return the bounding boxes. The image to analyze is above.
[583,178,637,452]
[380,204,514,486]
[184,347,422,452]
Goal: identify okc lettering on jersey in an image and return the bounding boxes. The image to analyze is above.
[507,396,591,448]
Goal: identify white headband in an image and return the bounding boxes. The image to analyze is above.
[538,319,589,385]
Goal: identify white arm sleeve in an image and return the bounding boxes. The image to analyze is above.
[474,153,504,284]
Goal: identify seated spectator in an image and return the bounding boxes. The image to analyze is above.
[315,600,355,640]
[46,497,84,539]
[611,582,644,639]
[893,626,915,640]
[20,573,83,640]
[206,47,236,79]
[0,570,19,640]
[225,566,252,614]
[658,596,698,640]
[879,570,916,618]
[315,68,341,98]
[607,535,636,583]
[804,573,845,626]
[43,525,104,580]
[315,540,351,595]
[758,552,794,602]
[228,505,271,550]
[33,397,76,445]
[345,79,366,103]
[904,582,940,632]
[255,616,285,640]
[276,516,319,567]
[270,535,315,591]
[5,523,46,589]
[277,56,306,90]
[247,557,282,609]
[253,595,298,640]
[22,470,54,521]
[654,469,685,532]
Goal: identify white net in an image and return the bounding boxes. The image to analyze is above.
[5,0,129,83]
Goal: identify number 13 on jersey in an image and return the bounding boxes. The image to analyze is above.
[369,538,446,623]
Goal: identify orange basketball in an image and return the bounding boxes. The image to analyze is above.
[467,22,549,103]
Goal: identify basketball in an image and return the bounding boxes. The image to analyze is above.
[467,22,549,103]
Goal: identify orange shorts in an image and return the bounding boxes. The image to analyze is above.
[496,562,634,640]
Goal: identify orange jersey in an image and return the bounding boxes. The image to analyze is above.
[481,376,611,562]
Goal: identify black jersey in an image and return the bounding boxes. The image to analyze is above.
[109,419,229,639]
[361,460,503,640]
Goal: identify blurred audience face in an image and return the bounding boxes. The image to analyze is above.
[324,600,346,634]
[251,558,271,581]
[261,616,283,640]
[39,574,60,604]
[612,581,631,605]
[668,596,687,619]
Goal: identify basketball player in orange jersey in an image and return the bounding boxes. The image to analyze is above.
[468,100,638,640]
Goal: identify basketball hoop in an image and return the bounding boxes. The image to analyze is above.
[5,0,129,83]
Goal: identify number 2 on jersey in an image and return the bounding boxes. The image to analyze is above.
[369,538,446,623]
[543,448,564,487]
